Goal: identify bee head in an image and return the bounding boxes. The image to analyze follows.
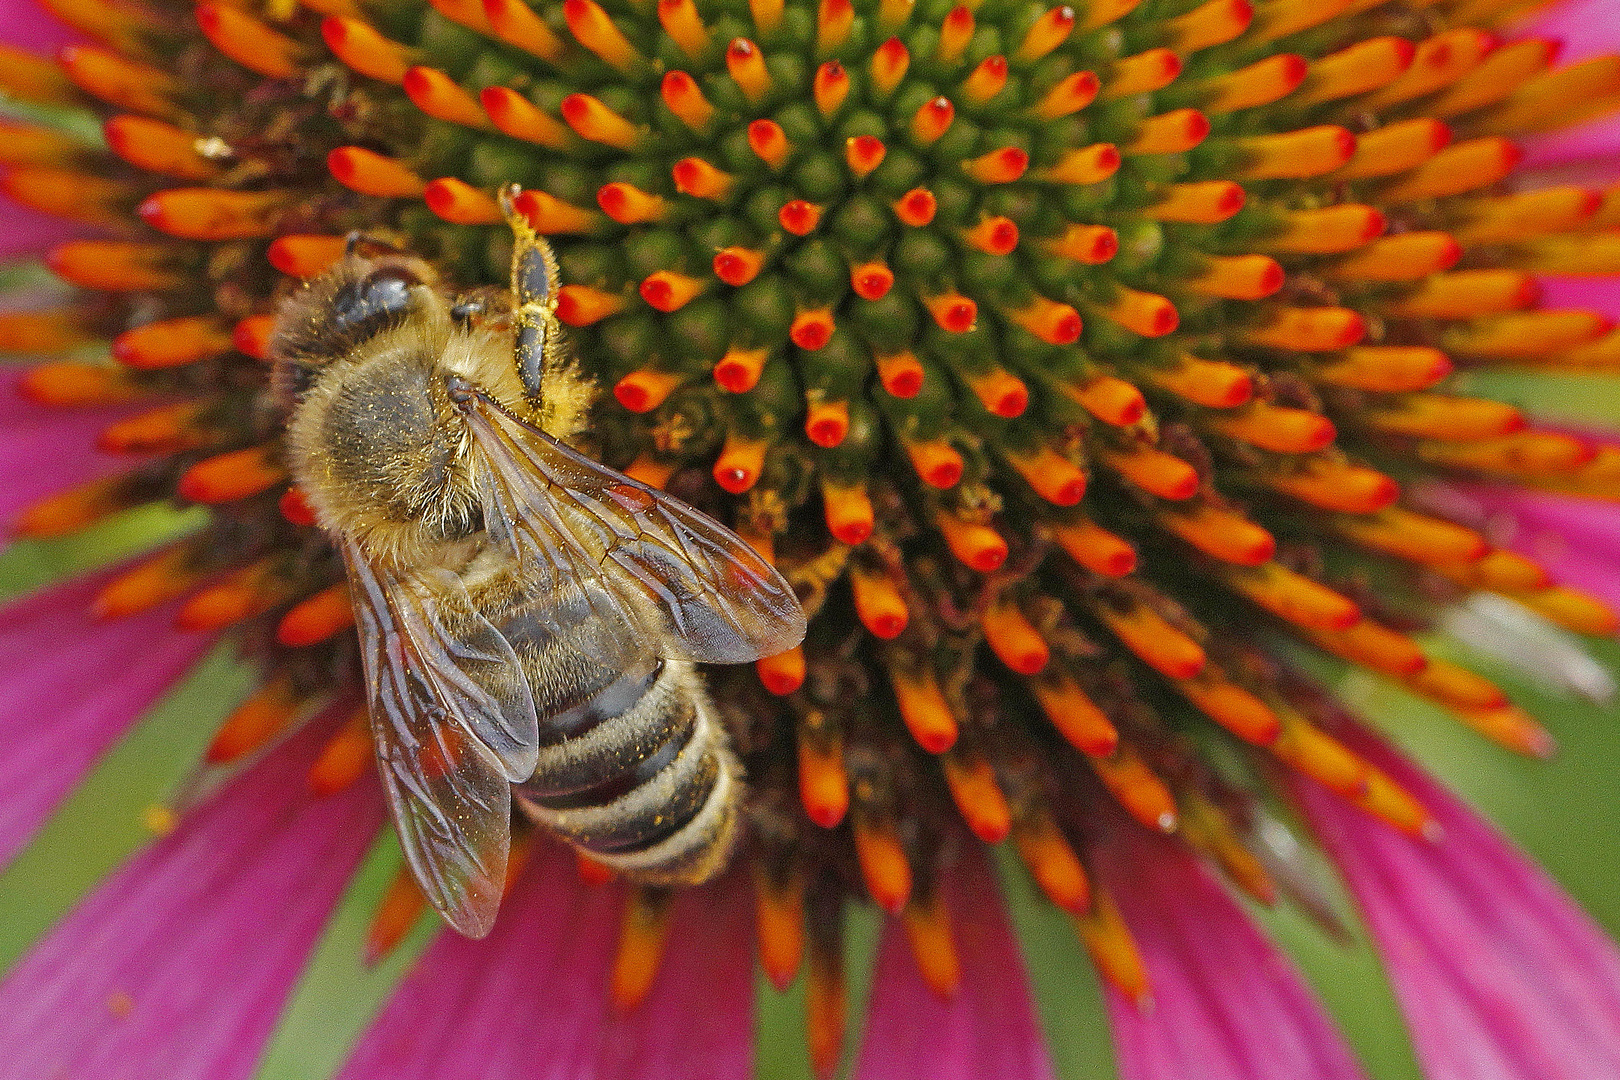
[269,252,444,409]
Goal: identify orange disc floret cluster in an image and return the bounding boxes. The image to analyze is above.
[4,0,1620,1069]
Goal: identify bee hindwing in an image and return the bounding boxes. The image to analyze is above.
[342,540,540,938]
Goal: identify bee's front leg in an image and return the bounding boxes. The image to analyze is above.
[500,185,565,405]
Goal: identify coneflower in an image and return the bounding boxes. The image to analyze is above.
[1,0,1619,1076]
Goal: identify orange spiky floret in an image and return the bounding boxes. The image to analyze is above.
[900,892,961,998]
[365,863,429,966]
[1014,808,1091,912]
[610,888,674,1012]
[307,706,373,797]
[1075,890,1149,1004]
[753,867,806,991]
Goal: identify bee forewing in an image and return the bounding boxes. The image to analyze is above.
[342,541,529,938]
[465,394,808,664]
[385,563,541,780]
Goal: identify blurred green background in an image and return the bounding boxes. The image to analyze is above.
[1,508,1619,1080]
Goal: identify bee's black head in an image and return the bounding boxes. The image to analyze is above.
[268,255,439,409]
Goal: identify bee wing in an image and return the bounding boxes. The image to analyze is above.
[342,540,540,939]
[462,392,807,664]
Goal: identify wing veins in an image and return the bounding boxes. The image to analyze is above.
[341,541,517,938]
[463,395,806,664]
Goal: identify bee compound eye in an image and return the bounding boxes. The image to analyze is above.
[355,265,423,308]
[328,264,424,340]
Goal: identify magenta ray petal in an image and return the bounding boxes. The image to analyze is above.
[594,871,755,1080]
[1432,484,1620,609]
[0,18,91,258]
[0,367,142,525]
[0,708,385,1080]
[854,847,1057,1080]
[1523,0,1620,64]
[0,205,88,261]
[1293,726,1620,1080]
[336,841,622,1080]
[1520,109,1620,169]
[0,4,80,51]
[1517,3,1620,168]
[1537,277,1620,320]
[1092,823,1369,1080]
[338,843,755,1080]
[0,566,215,870]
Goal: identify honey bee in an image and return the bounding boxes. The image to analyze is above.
[271,190,807,937]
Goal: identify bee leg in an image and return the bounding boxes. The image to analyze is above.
[500,184,565,405]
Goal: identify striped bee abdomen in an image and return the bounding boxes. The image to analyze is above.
[514,657,742,885]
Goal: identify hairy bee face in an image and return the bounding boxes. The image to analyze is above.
[270,252,443,408]
[279,278,486,566]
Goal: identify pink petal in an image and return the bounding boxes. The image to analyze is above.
[0,14,92,258]
[0,565,215,870]
[1537,277,1620,319]
[336,841,621,1080]
[0,708,385,1080]
[1524,122,1620,170]
[0,205,88,261]
[855,847,1057,1080]
[1427,484,1620,608]
[338,844,755,1080]
[1092,822,1369,1080]
[0,366,139,525]
[1522,0,1620,64]
[0,2,80,51]
[1292,725,1620,1080]
[595,871,754,1080]
[1515,8,1620,168]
